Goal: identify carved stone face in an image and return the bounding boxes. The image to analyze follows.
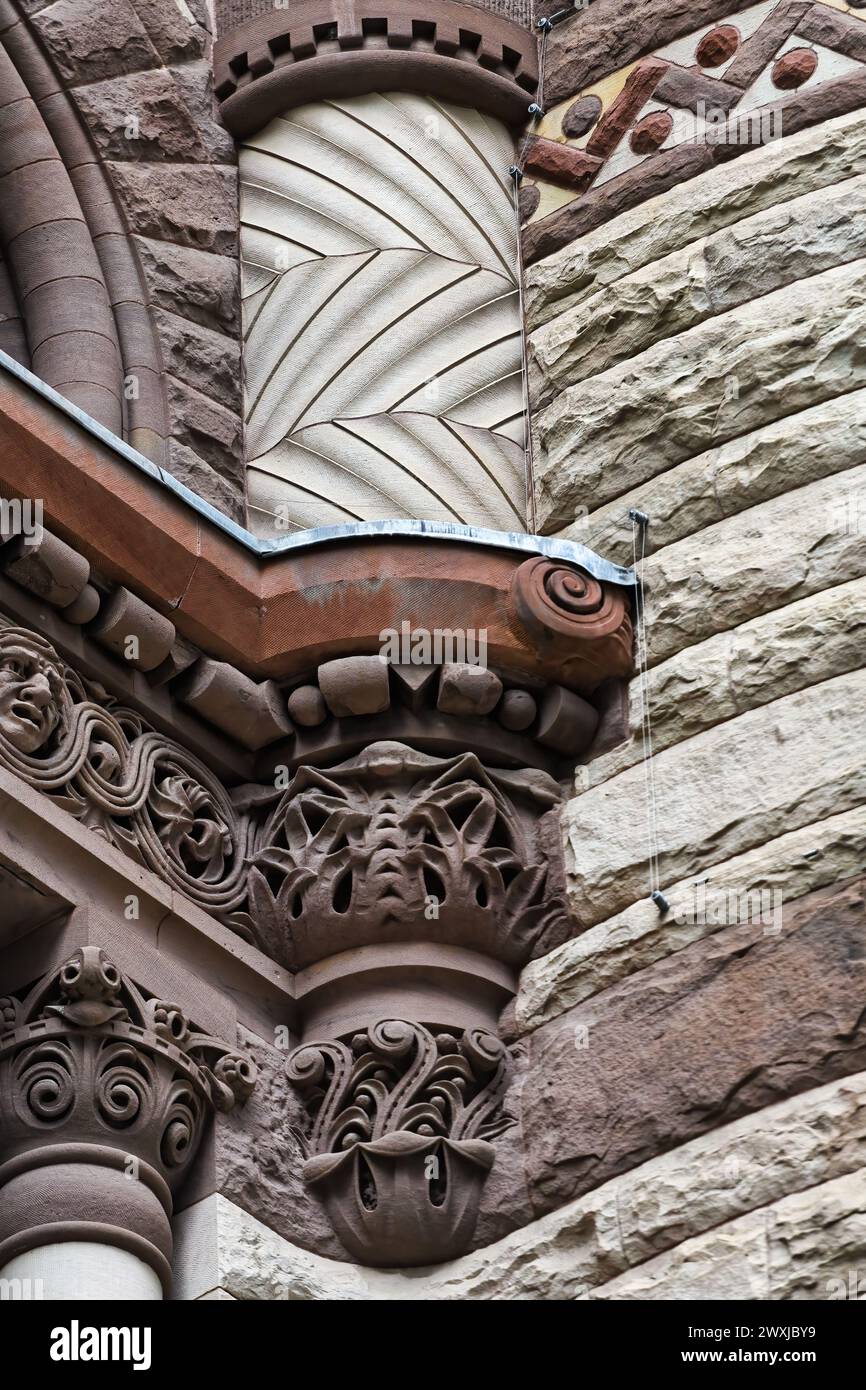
[0,638,64,753]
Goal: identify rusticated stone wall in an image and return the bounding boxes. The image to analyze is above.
[503,0,866,1299]
[0,0,245,518]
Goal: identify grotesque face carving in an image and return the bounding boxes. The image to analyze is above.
[0,634,65,754]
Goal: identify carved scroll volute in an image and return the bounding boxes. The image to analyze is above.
[508,556,634,673]
[287,1019,509,1267]
[0,947,256,1293]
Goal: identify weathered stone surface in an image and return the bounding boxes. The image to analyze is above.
[131,0,208,64]
[522,136,602,190]
[525,107,866,331]
[152,307,241,402]
[561,94,602,138]
[287,685,327,728]
[772,46,818,90]
[523,876,866,1214]
[642,465,866,668]
[563,668,866,929]
[542,0,760,105]
[498,689,537,731]
[437,663,503,716]
[209,1028,345,1262]
[167,439,244,521]
[587,579,866,787]
[535,257,866,529]
[588,1170,866,1300]
[31,0,159,84]
[318,656,391,718]
[133,237,239,334]
[106,163,238,254]
[514,806,866,1034]
[176,1069,866,1299]
[530,173,866,403]
[72,68,213,162]
[565,389,866,562]
[165,375,243,485]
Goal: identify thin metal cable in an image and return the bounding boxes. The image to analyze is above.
[631,513,661,897]
[511,171,536,532]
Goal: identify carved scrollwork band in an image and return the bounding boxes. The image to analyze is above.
[287,1018,509,1265]
[0,621,247,916]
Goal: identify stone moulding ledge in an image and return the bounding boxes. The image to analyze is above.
[0,352,636,697]
[0,351,631,587]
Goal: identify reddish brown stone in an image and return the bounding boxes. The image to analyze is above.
[561,93,602,138]
[772,46,818,90]
[522,876,866,1214]
[498,689,537,732]
[523,67,866,264]
[585,57,668,160]
[629,109,673,154]
[798,2,866,63]
[522,135,602,191]
[543,0,764,106]
[724,1,810,89]
[518,180,540,223]
[696,23,740,68]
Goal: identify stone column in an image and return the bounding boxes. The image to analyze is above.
[0,946,256,1300]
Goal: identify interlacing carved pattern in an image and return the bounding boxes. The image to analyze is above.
[231,740,568,970]
[0,947,256,1183]
[287,1018,510,1266]
[0,621,247,916]
[0,621,568,973]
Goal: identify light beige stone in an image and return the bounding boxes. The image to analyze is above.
[534,256,866,531]
[526,106,866,330]
[588,1170,866,1301]
[587,578,866,787]
[642,466,866,667]
[561,388,866,564]
[564,668,866,929]
[515,806,866,1034]
[530,173,866,402]
[175,1071,866,1300]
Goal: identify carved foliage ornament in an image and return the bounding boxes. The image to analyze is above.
[232,740,569,971]
[288,1018,509,1266]
[0,947,256,1184]
[0,623,569,972]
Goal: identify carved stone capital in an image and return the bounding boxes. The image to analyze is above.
[0,947,256,1290]
[288,1018,509,1265]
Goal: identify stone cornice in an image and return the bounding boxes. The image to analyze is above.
[0,358,635,711]
[213,0,539,138]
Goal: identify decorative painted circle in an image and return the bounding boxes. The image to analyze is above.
[696,25,740,68]
[630,110,674,155]
[772,47,818,89]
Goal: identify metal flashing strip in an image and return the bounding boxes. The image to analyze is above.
[0,349,637,588]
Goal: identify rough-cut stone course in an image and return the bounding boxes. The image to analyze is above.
[535,256,866,530]
[18,0,245,515]
[564,668,866,928]
[522,876,866,1214]
[514,807,866,1033]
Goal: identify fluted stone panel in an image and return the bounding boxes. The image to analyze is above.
[240,93,526,533]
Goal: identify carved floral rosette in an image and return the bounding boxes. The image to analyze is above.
[0,620,247,916]
[0,946,256,1187]
[288,1018,509,1266]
